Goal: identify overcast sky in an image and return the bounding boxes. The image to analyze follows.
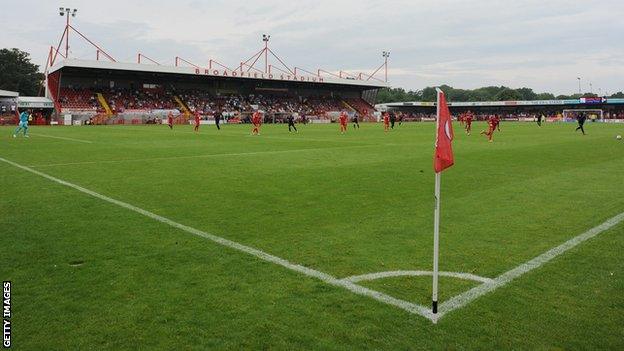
[3,0,623,95]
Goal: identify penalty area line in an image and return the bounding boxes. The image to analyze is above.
[0,156,435,322]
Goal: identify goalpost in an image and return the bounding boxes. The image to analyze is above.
[563,109,603,121]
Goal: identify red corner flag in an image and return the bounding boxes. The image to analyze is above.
[433,89,454,173]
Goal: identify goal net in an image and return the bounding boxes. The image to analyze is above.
[563,109,603,121]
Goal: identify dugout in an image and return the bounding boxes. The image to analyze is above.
[0,90,55,125]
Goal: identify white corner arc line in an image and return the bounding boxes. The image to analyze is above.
[29,133,94,144]
[437,211,624,319]
[342,270,493,284]
[0,156,435,322]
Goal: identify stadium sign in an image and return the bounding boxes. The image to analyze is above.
[17,97,54,109]
[195,68,325,83]
[579,97,605,104]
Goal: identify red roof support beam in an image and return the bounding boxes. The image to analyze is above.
[339,70,357,79]
[364,61,386,82]
[242,62,265,74]
[267,48,295,75]
[51,26,68,66]
[175,56,200,68]
[241,48,265,67]
[209,59,232,71]
[268,64,293,76]
[68,25,116,62]
[137,53,160,65]
[294,67,319,77]
[317,69,341,79]
[244,49,265,73]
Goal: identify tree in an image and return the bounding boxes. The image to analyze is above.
[494,88,522,101]
[0,48,44,96]
[535,92,556,100]
[610,92,624,98]
[420,86,438,101]
[515,87,537,100]
[374,85,616,103]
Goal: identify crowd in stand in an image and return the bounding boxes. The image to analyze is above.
[104,88,176,112]
[58,88,98,110]
[58,87,374,120]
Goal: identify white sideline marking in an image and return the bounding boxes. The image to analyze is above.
[343,270,493,284]
[29,133,93,144]
[436,211,624,321]
[0,156,434,321]
[28,145,373,168]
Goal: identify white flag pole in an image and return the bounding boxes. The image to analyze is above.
[432,88,442,316]
[432,171,441,314]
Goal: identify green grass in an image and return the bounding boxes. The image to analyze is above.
[1,121,623,350]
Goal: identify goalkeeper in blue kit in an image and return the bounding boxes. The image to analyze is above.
[13,110,30,138]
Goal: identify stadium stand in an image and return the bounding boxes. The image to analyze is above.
[344,97,376,118]
[59,88,98,110]
[57,86,365,122]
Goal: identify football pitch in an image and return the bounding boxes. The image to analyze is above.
[1,121,623,349]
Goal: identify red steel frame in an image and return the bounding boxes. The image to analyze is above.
[137,53,160,65]
[175,56,200,68]
[268,64,292,76]
[209,59,233,71]
[48,15,390,83]
[294,67,319,77]
[43,16,390,101]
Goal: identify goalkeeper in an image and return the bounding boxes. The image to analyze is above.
[13,109,30,138]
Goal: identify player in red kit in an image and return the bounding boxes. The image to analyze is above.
[464,111,473,135]
[251,110,262,135]
[193,111,201,132]
[383,112,390,132]
[480,114,499,142]
[339,111,348,134]
[167,112,174,130]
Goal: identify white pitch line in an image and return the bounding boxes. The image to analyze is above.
[3,154,622,324]
[343,270,493,284]
[436,211,624,320]
[0,156,435,322]
[28,144,373,168]
[29,133,93,144]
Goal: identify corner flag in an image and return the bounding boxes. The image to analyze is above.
[431,88,454,318]
[434,89,454,172]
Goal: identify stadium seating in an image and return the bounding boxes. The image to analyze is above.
[59,88,98,110]
[56,86,376,120]
[344,97,375,117]
[102,88,177,112]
